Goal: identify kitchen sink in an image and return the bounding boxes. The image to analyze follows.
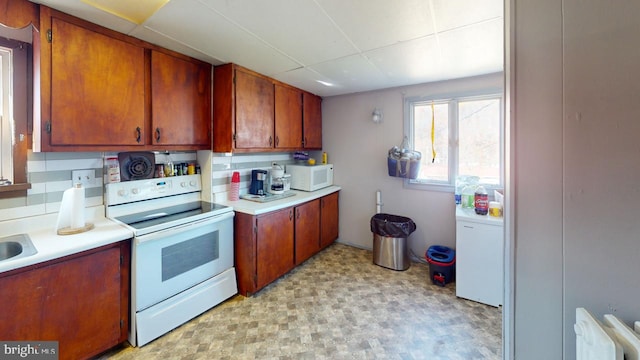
[0,234,37,262]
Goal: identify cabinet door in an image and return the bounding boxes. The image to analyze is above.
[320,192,339,248]
[50,17,145,146]
[456,220,503,307]
[275,84,303,149]
[295,199,321,265]
[303,92,322,149]
[256,207,294,289]
[151,51,211,147]
[235,69,274,149]
[0,244,127,360]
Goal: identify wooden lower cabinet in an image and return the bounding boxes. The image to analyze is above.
[294,199,321,265]
[235,192,339,296]
[0,241,130,360]
[320,192,339,248]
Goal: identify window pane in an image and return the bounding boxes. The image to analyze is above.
[413,102,448,182]
[458,98,501,185]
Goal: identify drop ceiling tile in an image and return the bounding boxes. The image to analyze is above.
[272,67,339,97]
[431,0,503,32]
[199,0,357,66]
[129,25,224,65]
[143,0,300,75]
[316,0,435,52]
[364,35,443,88]
[308,54,389,94]
[437,19,504,77]
[32,0,138,34]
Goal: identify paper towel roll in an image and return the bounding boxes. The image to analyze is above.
[56,184,85,231]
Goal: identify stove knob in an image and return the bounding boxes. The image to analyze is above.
[190,180,197,187]
[132,188,139,194]
[118,189,127,197]
[180,181,187,188]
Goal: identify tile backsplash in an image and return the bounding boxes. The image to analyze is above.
[0,150,304,222]
[0,151,196,222]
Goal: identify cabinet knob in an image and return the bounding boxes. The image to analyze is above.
[135,127,141,143]
[155,128,161,142]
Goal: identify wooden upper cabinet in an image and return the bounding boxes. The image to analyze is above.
[303,91,322,149]
[275,83,303,149]
[235,68,274,149]
[213,63,322,153]
[214,64,274,152]
[0,0,38,29]
[38,6,212,151]
[48,16,145,147]
[151,50,211,147]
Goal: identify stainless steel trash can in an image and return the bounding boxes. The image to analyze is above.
[373,234,410,270]
[370,213,416,271]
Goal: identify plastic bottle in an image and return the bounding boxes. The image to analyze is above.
[461,185,476,209]
[474,186,489,215]
[454,177,465,205]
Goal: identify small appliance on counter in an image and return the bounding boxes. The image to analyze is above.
[268,164,286,195]
[249,169,267,195]
[286,163,333,191]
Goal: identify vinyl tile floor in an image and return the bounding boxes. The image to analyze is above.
[98,243,502,360]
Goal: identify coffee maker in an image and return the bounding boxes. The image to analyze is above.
[249,169,267,195]
[268,164,285,194]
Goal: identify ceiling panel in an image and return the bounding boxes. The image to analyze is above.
[273,67,340,97]
[29,0,504,97]
[364,35,443,88]
[200,0,357,66]
[143,0,300,75]
[316,0,436,52]
[308,54,389,94]
[431,0,503,32]
[30,0,138,34]
[437,19,504,78]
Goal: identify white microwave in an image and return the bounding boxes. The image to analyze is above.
[286,164,334,192]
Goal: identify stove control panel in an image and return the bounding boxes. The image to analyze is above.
[105,175,202,206]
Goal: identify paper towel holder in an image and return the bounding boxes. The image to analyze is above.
[57,222,95,235]
[56,183,95,235]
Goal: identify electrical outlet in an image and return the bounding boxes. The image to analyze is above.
[72,170,95,187]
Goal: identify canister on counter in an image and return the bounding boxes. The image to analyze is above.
[489,201,503,217]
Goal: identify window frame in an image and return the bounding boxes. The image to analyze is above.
[403,88,504,193]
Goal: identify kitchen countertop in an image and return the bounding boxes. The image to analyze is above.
[456,206,504,226]
[219,185,341,215]
[0,206,133,274]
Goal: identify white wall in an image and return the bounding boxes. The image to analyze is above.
[322,73,503,259]
[512,1,640,359]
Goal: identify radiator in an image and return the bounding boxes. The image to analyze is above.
[575,308,640,360]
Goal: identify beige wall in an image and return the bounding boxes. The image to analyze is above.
[321,73,503,258]
[511,0,640,359]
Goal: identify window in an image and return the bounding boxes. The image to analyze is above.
[404,92,503,191]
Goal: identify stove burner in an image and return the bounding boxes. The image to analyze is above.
[118,152,155,181]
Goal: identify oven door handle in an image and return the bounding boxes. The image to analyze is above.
[134,211,234,244]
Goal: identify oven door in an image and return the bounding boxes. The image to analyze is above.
[133,211,234,311]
